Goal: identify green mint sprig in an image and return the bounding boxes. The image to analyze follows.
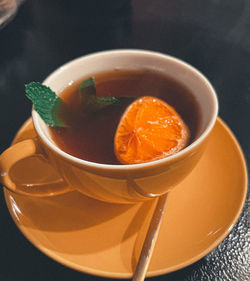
[25,82,66,127]
[25,77,136,127]
[78,77,119,116]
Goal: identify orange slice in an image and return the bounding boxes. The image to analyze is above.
[114,96,190,164]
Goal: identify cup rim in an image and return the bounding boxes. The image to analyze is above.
[32,49,219,171]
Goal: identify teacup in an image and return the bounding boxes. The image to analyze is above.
[0,50,218,203]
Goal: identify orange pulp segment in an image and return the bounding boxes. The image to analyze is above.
[114,96,190,164]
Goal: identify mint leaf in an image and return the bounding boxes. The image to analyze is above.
[25,78,136,127]
[79,77,96,96]
[78,77,119,116]
[79,77,96,107]
[25,82,66,127]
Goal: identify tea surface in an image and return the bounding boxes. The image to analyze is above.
[49,69,200,164]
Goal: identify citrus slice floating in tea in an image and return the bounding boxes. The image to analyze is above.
[114,96,190,164]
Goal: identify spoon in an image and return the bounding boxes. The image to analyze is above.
[132,192,169,281]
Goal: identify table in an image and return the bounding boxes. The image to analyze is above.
[0,1,249,280]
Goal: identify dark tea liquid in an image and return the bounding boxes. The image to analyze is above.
[49,69,201,164]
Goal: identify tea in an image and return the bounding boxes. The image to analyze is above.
[49,69,201,164]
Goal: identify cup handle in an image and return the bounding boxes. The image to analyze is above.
[0,138,72,196]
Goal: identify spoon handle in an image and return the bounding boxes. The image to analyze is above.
[132,192,169,281]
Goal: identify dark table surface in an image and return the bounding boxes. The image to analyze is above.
[0,0,249,280]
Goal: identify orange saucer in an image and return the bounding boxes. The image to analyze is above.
[4,118,247,278]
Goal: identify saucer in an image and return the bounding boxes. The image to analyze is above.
[4,118,247,278]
